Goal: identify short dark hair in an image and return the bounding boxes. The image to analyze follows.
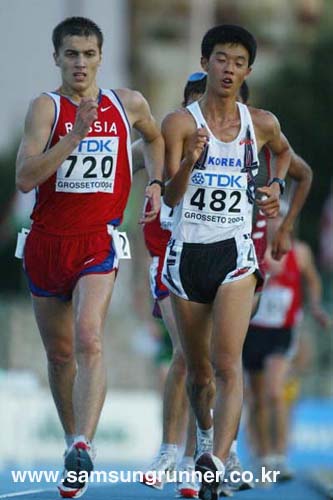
[201,24,257,66]
[183,73,207,106]
[239,80,250,104]
[52,16,104,54]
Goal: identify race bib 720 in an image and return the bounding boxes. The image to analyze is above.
[56,136,119,193]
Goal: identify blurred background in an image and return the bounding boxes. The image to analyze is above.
[0,0,332,492]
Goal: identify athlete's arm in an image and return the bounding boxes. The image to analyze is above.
[253,109,291,218]
[271,151,313,260]
[119,88,164,222]
[295,241,331,328]
[16,95,98,193]
[162,110,209,207]
[131,138,145,175]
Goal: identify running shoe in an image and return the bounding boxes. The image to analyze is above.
[142,452,177,490]
[176,461,199,498]
[274,455,294,482]
[195,452,225,500]
[224,451,254,491]
[195,430,213,461]
[58,439,94,498]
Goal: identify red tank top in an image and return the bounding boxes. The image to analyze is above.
[31,89,132,235]
[143,205,171,258]
[251,247,302,329]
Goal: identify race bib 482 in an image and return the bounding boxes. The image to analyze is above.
[182,169,247,226]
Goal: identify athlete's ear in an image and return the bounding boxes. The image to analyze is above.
[201,56,209,72]
[53,52,60,67]
[245,66,252,77]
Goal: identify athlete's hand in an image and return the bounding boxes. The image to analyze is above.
[256,184,280,218]
[183,127,209,167]
[271,226,292,261]
[72,97,98,139]
[140,183,161,224]
[311,306,332,330]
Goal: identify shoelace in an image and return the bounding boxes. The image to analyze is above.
[199,436,213,454]
[178,464,197,486]
[226,452,241,471]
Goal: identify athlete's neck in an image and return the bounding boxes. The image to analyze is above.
[199,91,239,125]
[57,84,100,103]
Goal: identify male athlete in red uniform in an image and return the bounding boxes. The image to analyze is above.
[16,16,164,499]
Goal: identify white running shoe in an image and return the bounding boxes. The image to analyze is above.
[273,455,294,482]
[195,430,213,461]
[224,451,254,491]
[176,462,199,498]
[142,452,177,490]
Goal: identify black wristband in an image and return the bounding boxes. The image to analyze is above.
[268,177,285,196]
[148,179,165,195]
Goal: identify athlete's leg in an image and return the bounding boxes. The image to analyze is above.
[72,272,116,440]
[159,295,188,445]
[251,290,261,318]
[212,274,256,462]
[170,294,213,431]
[265,354,290,455]
[33,297,75,436]
[246,370,270,458]
[183,407,197,458]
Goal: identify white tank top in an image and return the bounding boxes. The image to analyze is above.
[171,101,259,244]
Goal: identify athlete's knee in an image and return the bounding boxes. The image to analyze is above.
[76,336,103,357]
[267,385,284,405]
[212,354,241,383]
[170,349,187,377]
[75,317,104,355]
[187,359,213,388]
[46,344,74,366]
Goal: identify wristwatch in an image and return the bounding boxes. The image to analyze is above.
[148,179,165,195]
[268,177,286,196]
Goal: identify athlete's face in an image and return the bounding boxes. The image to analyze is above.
[54,35,102,94]
[201,43,251,98]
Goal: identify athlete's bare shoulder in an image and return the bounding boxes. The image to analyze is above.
[114,87,155,127]
[248,105,282,149]
[24,93,56,134]
[248,106,279,134]
[28,93,55,116]
[113,87,146,113]
[114,87,142,104]
[162,107,197,139]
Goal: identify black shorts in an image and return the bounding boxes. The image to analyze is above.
[242,325,295,372]
[162,235,261,304]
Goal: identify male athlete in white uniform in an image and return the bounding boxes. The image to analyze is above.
[161,25,291,500]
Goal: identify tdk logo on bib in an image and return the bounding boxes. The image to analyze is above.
[77,137,117,154]
[191,173,205,185]
[191,172,246,189]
